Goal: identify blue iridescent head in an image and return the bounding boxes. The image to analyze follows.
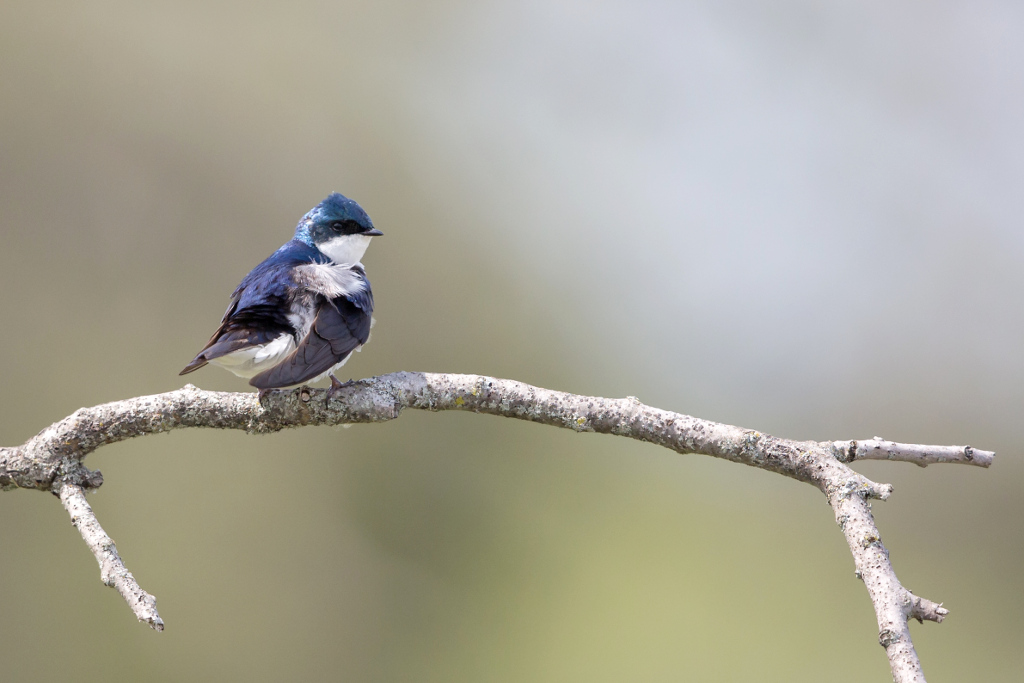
[294,193,382,264]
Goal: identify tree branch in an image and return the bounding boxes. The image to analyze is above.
[59,483,164,630]
[832,436,993,468]
[0,372,993,681]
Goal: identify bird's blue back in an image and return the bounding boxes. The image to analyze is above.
[233,240,331,309]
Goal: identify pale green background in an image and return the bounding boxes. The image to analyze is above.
[1,2,1021,681]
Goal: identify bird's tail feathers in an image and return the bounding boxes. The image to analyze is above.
[179,357,208,375]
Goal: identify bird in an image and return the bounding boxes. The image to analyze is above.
[180,192,382,394]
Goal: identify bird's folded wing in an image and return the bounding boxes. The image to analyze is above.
[248,295,372,389]
[179,304,293,375]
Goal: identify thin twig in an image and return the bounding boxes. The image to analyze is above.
[58,484,164,630]
[0,372,994,681]
[832,437,994,468]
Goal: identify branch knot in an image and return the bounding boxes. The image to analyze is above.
[879,628,902,648]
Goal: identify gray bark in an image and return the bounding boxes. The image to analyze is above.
[0,372,993,682]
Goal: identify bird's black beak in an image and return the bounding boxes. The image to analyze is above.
[364,228,384,236]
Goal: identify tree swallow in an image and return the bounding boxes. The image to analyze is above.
[180,192,382,392]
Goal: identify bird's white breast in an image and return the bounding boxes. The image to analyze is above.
[291,263,367,300]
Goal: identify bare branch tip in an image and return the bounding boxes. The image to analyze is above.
[858,477,893,501]
[139,600,165,631]
[873,483,893,501]
[909,595,949,624]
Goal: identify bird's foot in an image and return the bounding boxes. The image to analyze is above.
[257,387,274,402]
[327,374,353,402]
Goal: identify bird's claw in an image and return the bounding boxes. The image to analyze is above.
[327,374,353,401]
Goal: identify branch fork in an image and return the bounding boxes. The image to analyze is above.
[0,372,994,682]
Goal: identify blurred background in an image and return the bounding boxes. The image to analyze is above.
[1,1,1021,681]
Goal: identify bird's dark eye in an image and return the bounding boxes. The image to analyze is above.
[330,221,345,232]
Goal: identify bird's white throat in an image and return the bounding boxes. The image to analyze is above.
[318,234,372,264]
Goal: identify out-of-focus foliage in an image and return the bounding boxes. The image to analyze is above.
[1,1,1021,681]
